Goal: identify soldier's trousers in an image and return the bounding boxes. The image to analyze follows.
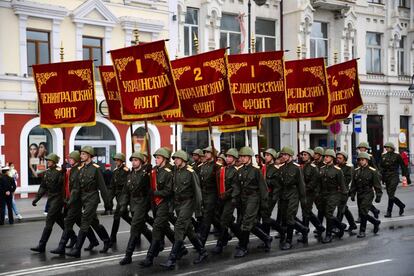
[320,193,341,220]
[130,198,149,238]
[301,191,317,218]
[45,198,64,231]
[262,196,279,233]
[174,199,195,241]
[113,194,132,222]
[357,192,374,217]
[279,196,299,227]
[79,194,101,232]
[240,192,260,232]
[64,201,98,242]
[152,201,171,241]
[200,192,219,241]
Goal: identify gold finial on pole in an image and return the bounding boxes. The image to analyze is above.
[251,34,255,53]
[296,45,301,60]
[133,29,139,45]
[193,32,199,54]
[334,51,338,64]
[60,41,64,62]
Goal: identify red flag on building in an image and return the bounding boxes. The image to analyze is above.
[282,58,330,120]
[109,40,179,120]
[324,59,363,124]
[172,49,234,119]
[228,51,287,116]
[32,60,96,128]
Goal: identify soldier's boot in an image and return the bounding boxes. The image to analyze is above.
[317,210,324,226]
[65,231,78,249]
[142,225,153,243]
[96,225,111,253]
[279,226,287,249]
[384,199,394,218]
[297,218,309,244]
[84,227,99,251]
[160,240,183,270]
[332,217,347,239]
[281,225,293,250]
[176,243,188,260]
[393,197,406,216]
[370,205,380,219]
[192,217,201,234]
[30,227,52,253]
[257,222,271,249]
[366,214,381,234]
[119,235,137,265]
[66,231,87,258]
[252,225,272,252]
[270,219,283,237]
[357,216,367,238]
[234,231,249,258]
[109,218,121,246]
[50,229,72,255]
[212,228,227,254]
[190,237,208,264]
[322,220,333,244]
[230,222,242,240]
[139,240,160,267]
[309,213,325,236]
[344,209,357,234]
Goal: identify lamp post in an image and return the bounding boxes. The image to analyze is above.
[248,0,267,53]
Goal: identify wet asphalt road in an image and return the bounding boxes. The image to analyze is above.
[0,186,413,276]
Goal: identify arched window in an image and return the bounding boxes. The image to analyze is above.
[27,126,53,186]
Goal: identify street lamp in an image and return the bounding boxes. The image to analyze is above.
[248,0,267,53]
[409,74,414,93]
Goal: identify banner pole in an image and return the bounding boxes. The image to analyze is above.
[296,45,301,155]
[333,51,338,151]
[130,124,135,153]
[144,119,151,163]
[208,119,216,160]
[60,42,67,167]
[174,123,178,152]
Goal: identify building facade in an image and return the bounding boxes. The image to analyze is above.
[0,0,413,197]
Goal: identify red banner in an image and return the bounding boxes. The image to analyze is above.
[228,51,286,116]
[282,58,329,120]
[32,60,96,128]
[218,115,262,133]
[182,114,245,131]
[109,40,179,120]
[172,49,234,119]
[151,169,163,206]
[324,59,363,124]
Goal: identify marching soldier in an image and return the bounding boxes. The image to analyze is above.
[119,152,151,265]
[160,150,207,269]
[313,147,325,168]
[277,146,307,250]
[109,153,132,246]
[319,149,347,244]
[299,149,325,242]
[212,148,241,254]
[190,149,203,169]
[232,146,271,258]
[66,146,112,258]
[31,153,73,252]
[350,152,382,238]
[216,153,226,166]
[336,151,357,234]
[50,151,99,256]
[380,142,408,217]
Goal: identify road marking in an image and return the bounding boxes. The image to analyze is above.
[299,259,392,276]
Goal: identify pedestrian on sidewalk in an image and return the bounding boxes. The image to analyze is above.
[1,166,16,225]
[4,162,23,221]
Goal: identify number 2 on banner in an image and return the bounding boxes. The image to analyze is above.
[251,65,255,78]
[194,67,203,81]
[136,59,143,73]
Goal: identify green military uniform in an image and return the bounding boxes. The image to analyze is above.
[319,152,347,243]
[350,152,382,237]
[31,154,65,253]
[109,160,132,244]
[379,142,408,217]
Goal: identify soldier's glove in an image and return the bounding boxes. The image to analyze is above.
[375,196,381,203]
[31,199,38,207]
[350,196,355,202]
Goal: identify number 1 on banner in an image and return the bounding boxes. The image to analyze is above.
[136,59,143,73]
[251,65,255,78]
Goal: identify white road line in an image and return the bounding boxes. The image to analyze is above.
[299,259,393,276]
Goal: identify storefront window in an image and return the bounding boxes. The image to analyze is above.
[220,131,246,153]
[27,126,53,185]
[132,127,147,153]
[181,130,209,155]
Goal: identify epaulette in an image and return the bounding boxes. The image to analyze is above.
[346,163,353,168]
[197,163,203,167]
[123,167,129,172]
[56,167,62,171]
[164,167,171,172]
[187,167,194,172]
[78,163,85,170]
[369,166,376,171]
[354,167,360,171]
[93,164,100,168]
[311,163,316,168]
[294,163,300,167]
[253,164,260,169]
[235,165,243,170]
[216,162,222,166]
[334,165,341,170]
[321,165,326,169]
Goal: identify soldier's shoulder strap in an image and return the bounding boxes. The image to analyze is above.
[346,163,353,168]
[197,163,203,167]
[56,167,62,171]
[354,167,361,171]
[187,167,194,173]
[93,163,100,168]
[334,165,341,170]
[369,166,377,171]
[235,165,243,170]
[164,167,172,173]
[78,163,85,170]
[310,163,317,168]
[293,163,300,167]
[123,166,129,172]
[253,164,260,169]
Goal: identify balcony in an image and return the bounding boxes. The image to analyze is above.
[311,0,354,11]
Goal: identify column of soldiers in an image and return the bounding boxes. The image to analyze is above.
[29,141,408,269]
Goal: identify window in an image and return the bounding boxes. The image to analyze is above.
[397,36,406,75]
[255,19,276,52]
[83,36,102,80]
[27,126,53,185]
[368,0,382,3]
[184,7,199,56]
[27,30,50,76]
[220,14,241,54]
[310,22,328,61]
[366,32,382,74]
[181,131,209,155]
[220,131,246,153]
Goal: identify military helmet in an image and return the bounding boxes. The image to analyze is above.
[357,142,370,149]
[301,148,314,158]
[203,146,217,155]
[280,146,294,157]
[80,146,95,156]
[314,146,324,155]
[162,147,172,158]
[69,150,80,162]
[153,148,171,159]
[225,148,239,159]
[217,153,226,161]
[129,151,145,162]
[113,152,126,162]
[239,146,255,157]
[357,152,371,160]
[384,142,395,150]
[45,153,60,163]
[336,151,348,160]
[264,148,278,159]
[324,149,336,158]
[192,149,203,156]
[141,151,148,158]
[172,150,189,162]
